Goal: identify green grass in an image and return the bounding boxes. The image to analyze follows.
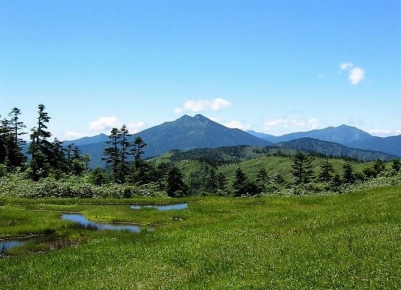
[1,186,401,289]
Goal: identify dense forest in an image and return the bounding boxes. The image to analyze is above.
[1,104,400,199]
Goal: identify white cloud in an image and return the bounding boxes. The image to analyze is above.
[223,120,250,131]
[183,100,210,112]
[368,129,400,137]
[174,98,231,114]
[368,129,392,135]
[308,118,319,129]
[339,62,365,85]
[61,131,88,140]
[88,117,144,133]
[127,121,145,134]
[264,117,320,134]
[89,116,120,131]
[340,62,354,70]
[349,67,365,85]
[211,98,231,111]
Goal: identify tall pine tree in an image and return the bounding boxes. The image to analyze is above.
[28,104,53,181]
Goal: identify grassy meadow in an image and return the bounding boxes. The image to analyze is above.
[1,185,401,289]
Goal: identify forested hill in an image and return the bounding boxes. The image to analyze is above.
[274,138,398,161]
[151,141,398,168]
[248,125,401,157]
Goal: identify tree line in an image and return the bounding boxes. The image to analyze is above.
[0,104,189,197]
[1,105,89,180]
[1,104,400,198]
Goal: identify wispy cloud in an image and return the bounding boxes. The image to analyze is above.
[89,117,144,134]
[264,117,320,134]
[61,131,88,140]
[174,98,231,114]
[368,129,392,136]
[223,120,250,131]
[340,62,354,70]
[339,62,365,85]
[127,121,145,133]
[89,116,120,131]
[349,67,365,85]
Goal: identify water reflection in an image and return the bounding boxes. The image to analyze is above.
[130,203,188,211]
[0,240,25,255]
[61,214,143,232]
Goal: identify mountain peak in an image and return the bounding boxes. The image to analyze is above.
[193,114,210,123]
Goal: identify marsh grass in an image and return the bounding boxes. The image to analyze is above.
[1,186,400,289]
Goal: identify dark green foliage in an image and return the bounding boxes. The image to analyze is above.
[363,167,376,179]
[5,108,27,170]
[166,165,188,197]
[318,158,334,183]
[28,104,53,181]
[102,127,121,181]
[392,159,401,172]
[118,125,131,183]
[342,163,355,184]
[255,168,269,192]
[232,167,260,196]
[373,159,385,176]
[187,162,210,195]
[131,136,147,169]
[0,108,27,171]
[331,174,342,188]
[48,138,68,178]
[232,167,247,196]
[129,160,158,185]
[291,151,314,184]
[90,167,108,186]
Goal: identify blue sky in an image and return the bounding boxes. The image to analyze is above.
[1,0,400,140]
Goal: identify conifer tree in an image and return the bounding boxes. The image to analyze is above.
[102,127,121,182]
[318,158,334,183]
[118,125,131,183]
[233,167,248,196]
[342,162,355,184]
[131,136,147,169]
[0,117,10,165]
[291,151,314,184]
[166,165,188,197]
[7,107,27,169]
[28,104,53,181]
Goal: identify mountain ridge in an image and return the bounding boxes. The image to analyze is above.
[78,114,271,167]
[62,115,400,168]
[247,125,400,157]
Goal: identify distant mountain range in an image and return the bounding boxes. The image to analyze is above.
[61,114,399,168]
[274,138,397,161]
[248,125,401,157]
[78,114,271,167]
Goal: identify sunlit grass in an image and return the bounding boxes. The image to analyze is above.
[1,186,400,289]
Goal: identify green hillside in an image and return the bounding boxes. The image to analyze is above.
[152,146,396,195]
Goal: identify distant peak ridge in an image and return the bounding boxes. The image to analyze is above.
[193,114,210,122]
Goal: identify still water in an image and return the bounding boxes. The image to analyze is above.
[61,214,143,232]
[130,203,188,211]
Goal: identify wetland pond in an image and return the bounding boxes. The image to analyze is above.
[1,240,25,255]
[130,203,188,211]
[2,203,187,255]
[61,214,143,232]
